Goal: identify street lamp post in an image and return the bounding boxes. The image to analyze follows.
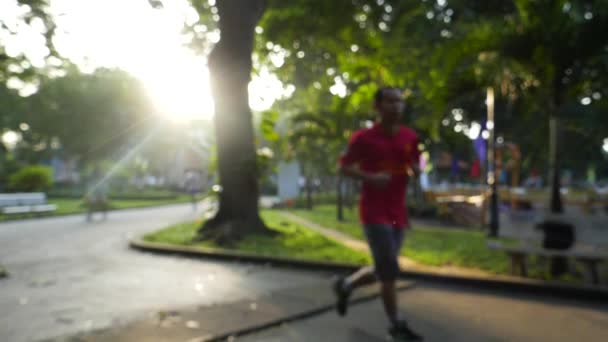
[487,88,499,237]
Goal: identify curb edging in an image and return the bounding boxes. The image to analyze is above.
[130,238,608,301]
[398,269,608,301]
[130,239,362,273]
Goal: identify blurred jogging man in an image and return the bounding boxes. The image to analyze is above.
[334,87,423,341]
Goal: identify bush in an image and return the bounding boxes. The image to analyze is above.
[9,165,53,192]
[109,190,178,200]
[0,157,20,191]
[47,184,86,198]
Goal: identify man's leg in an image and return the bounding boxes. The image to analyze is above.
[334,225,388,316]
[383,228,422,340]
[378,227,404,325]
[345,265,376,288]
[333,265,376,316]
[381,279,398,324]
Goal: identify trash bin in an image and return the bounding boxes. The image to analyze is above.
[536,220,575,277]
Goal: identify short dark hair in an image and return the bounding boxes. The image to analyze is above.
[374,86,400,105]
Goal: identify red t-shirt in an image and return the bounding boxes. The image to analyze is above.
[339,124,420,229]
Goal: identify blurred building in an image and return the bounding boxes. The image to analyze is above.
[277,161,300,201]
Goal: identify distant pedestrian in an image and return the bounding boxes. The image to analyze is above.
[470,159,481,179]
[184,170,201,210]
[333,87,423,341]
[86,166,108,222]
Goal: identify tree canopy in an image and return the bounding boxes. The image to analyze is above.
[2,0,608,240]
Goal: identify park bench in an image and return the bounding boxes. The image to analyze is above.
[487,240,608,285]
[0,193,57,217]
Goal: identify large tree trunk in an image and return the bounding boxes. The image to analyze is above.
[548,77,564,214]
[196,0,268,245]
[548,117,563,213]
[547,82,566,277]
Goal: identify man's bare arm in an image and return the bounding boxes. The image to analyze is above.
[340,164,390,188]
[340,164,369,181]
[407,164,420,178]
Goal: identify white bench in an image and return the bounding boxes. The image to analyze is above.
[0,193,57,217]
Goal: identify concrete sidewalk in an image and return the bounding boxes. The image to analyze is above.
[64,279,413,342]
[61,210,608,342]
[0,203,331,342]
[239,280,608,342]
[64,277,608,342]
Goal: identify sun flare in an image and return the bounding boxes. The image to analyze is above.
[2,0,293,123]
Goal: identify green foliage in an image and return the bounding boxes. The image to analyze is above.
[45,196,192,217]
[290,205,600,281]
[402,227,509,274]
[206,144,218,177]
[0,1,56,82]
[0,87,25,134]
[144,210,371,264]
[259,110,280,142]
[3,0,608,213]
[256,0,608,179]
[0,155,20,191]
[256,146,276,184]
[256,110,281,186]
[293,193,341,209]
[47,185,179,200]
[9,165,53,192]
[291,205,512,275]
[24,67,155,163]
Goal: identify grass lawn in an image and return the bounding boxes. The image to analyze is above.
[293,205,366,240]
[292,205,515,275]
[293,205,608,282]
[0,196,195,221]
[144,210,371,265]
[50,196,194,215]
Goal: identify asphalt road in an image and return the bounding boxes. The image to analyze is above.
[240,280,608,342]
[0,204,326,342]
[2,203,606,342]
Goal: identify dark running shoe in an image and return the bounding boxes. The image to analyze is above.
[389,320,423,341]
[332,277,351,317]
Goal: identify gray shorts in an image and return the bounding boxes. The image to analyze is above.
[363,224,405,281]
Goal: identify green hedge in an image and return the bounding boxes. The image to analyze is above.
[49,186,179,200]
[9,166,53,192]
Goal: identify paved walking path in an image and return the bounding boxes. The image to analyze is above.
[50,208,608,342]
[0,204,326,342]
[67,279,402,341]
[70,277,608,342]
[239,280,608,342]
